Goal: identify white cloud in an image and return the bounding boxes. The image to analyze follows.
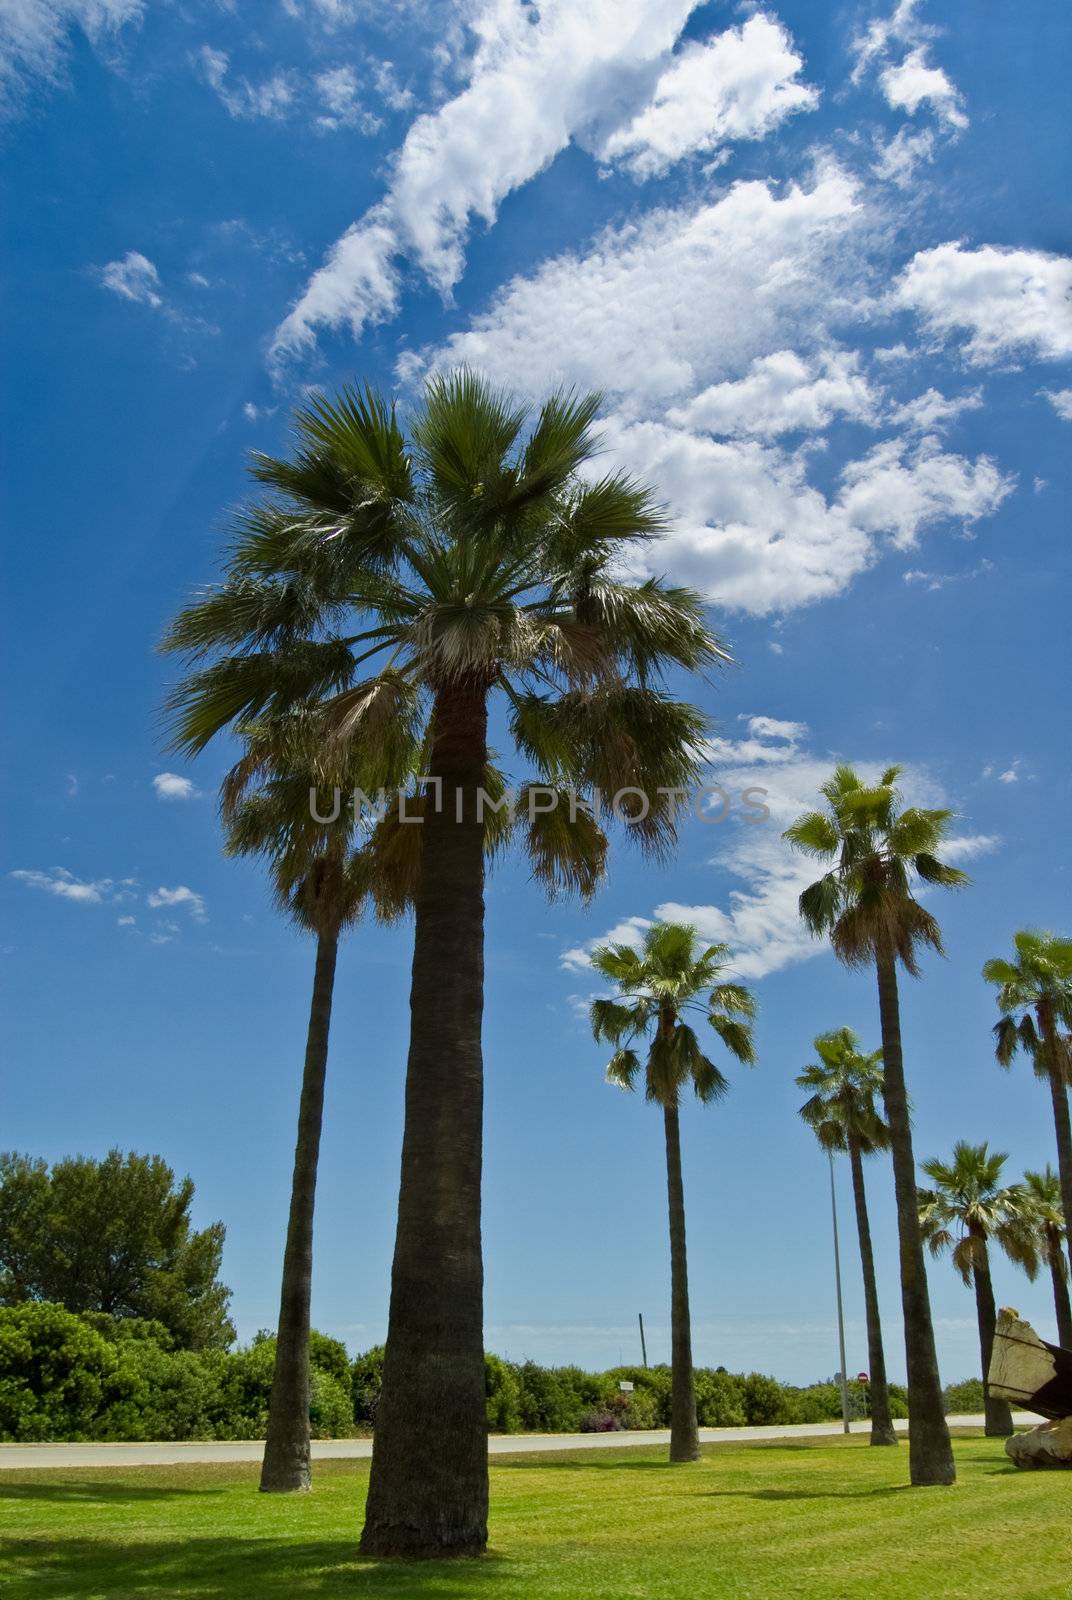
[117,914,136,926]
[880,47,967,128]
[667,349,879,439]
[11,867,113,904]
[314,64,380,132]
[193,45,295,121]
[1042,387,1072,421]
[153,772,197,801]
[872,125,935,188]
[849,0,926,84]
[998,762,1020,785]
[146,885,207,921]
[887,386,982,432]
[404,165,865,410]
[0,0,145,110]
[562,718,994,981]
[271,0,723,360]
[97,250,162,308]
[896,242,1072,365]
[902,556,993,591]
[596,14,817,180]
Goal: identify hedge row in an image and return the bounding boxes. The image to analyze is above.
[4,1302,951,1443]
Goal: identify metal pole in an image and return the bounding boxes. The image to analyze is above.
[638,1312,648,1369]
[828,1151,852,1435]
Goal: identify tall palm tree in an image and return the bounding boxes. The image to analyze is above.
[220,720,385,1493]
[163,373,726,1556]
[983,931,1072,1285]
[1022,1167,1072,1348]
[588,923,755,1463]
[796,1028,898,1447]
[917,1142,1038,1436]
[785,765,965,1486]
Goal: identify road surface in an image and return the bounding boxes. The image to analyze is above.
[0,1413,1032,1470]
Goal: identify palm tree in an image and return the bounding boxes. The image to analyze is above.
[589,923,755,1463]
[785,765,965,1486]
[917,1142,1038,1436]
[983,931,1072,1285]
[220,720,386,1493]
[1022,1167,1072,1348]
[797,1028,898,1447]
[164,373,726,1556]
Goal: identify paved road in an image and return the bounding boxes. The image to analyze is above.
[0,1413,1032,1470]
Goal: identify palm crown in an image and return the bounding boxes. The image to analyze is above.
[783,764,968,974]
[1022,1166,1069,1282]
[917,1141,1038,1286]
[983,930,1072,1081]
[590,923,756,1106]
[796,1027,889,1155]
[163,373,727,879]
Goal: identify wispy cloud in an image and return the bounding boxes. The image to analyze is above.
[11,866,124,904]
[146,885,207,922]
[97,251,163,308]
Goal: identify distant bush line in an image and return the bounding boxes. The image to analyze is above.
[3,1303,987,1443]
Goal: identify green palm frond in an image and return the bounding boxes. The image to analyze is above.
[605,1048,641,1090]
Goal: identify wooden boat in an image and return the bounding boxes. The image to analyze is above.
[989,1308,1072,1419]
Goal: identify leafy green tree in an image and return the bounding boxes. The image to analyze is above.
[1022,1167,1072,1348]
[589,923,755,1463]
[918,1142,1038,1436]
[797,1027,898,1446]
[164,373,724,1555]
[785,764,965,1486]
[983,931,1072,1284]
[0,1151,233,1350]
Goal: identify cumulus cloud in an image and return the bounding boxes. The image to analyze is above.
[562,718,996,981]
[1042,388,1072,421]
[849,0,926,84]
[10,866,116,904]
[667,350,879,439]
[886,386,982,432]
[97,251,162,308]
[193,45,295,121]
[271,0,745,360]
[595,13,817,180]
[895,242,1072,365]
[152,772,197,801]
[314,64,380,132]
[0,0,145,110]
[880,47,967,128]
[146,885,207,921]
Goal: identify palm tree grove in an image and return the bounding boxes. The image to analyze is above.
[3,4,1069,1595]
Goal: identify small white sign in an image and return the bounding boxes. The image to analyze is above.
[618,1380,634,1393]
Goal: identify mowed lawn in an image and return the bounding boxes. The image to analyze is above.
[0,1434,1068,1600]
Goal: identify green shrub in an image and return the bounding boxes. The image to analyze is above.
[485,1354,522,1433]
[695,1369,746,1427]
[943,1377,984,1414]
[741,1372,790,1426]
[351,1346,384,1426]
[0,1303,116,1441]
[308,1331,350,1387]
[309,1368,354,1438]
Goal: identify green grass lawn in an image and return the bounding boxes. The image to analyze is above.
[0,1433,1067,1600]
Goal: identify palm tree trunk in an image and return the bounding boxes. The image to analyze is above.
[1040,1002,1072,1285]
[360,681,489,1559]
[846,1136,898,1446]
[260,927,339,1493]
[1047,1236,1072,1349]
[662,1094,700,1462]
[874,945,955,1485]
[970,1231,1012,1436]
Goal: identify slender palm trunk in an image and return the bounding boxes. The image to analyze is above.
[1040,1002,1072,1285]
[1046,1234,1072,1349]
[846,1136,897,1446]
[970,1230,1012,1436]
[874,946,955,1485]
[360,681,489,1559]
[259,927,339,1493]
[662,1091,700,1462]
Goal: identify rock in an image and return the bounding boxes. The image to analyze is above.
[1006,1417,1072,1470]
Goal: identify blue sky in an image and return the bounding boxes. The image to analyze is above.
[2,0,1070,1386]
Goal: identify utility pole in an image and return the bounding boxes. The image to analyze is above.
[828,1151,852,1435]
[638,1312,648,1369]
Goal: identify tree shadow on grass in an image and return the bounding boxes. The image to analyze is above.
[0,1538,512,1600]
[0,1479,226,1504]
[703,1485,908,1502]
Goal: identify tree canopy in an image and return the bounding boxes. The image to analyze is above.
[0,1150,234,1351]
